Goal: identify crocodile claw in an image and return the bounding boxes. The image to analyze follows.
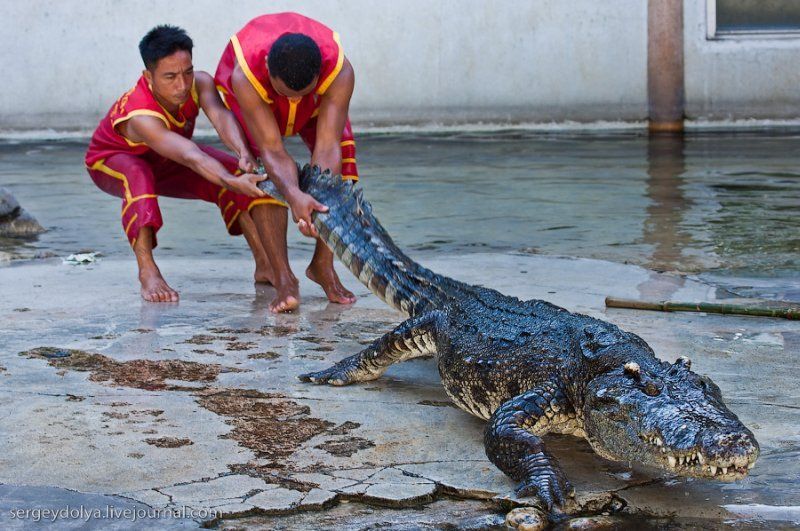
[298,355,361,386]
[515,464,575,512]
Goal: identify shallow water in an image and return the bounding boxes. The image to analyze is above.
[1,131,798,299]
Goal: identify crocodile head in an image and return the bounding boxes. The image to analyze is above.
[582,355,758,480]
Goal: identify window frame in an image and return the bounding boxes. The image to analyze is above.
[706,0,800,40]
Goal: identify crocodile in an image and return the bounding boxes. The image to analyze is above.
[258,166,759,515]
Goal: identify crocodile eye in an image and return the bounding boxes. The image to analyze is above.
[642,381,662,396]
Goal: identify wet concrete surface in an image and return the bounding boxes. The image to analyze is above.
[0,254,798,529]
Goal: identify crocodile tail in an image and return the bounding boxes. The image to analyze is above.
[258,165,466,316]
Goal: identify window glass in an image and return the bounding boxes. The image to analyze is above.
[717,0,800,32]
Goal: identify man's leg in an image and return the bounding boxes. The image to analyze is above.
[87,154,176,302]
[298,120,357,304]
[306,241,356,304]
[192,145,275,284]
[237,210,273,285]
[249,203,300,313]
[134,226,179,302]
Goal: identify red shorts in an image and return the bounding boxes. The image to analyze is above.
[297,117,358,182]
[86,144,272,247]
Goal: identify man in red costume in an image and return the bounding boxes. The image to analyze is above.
[87,25,282,303]
[215,12,359,313]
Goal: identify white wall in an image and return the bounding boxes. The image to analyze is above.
[3,1,800,131]
[0,0,648,130]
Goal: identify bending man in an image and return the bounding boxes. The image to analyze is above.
[215,12,359,312]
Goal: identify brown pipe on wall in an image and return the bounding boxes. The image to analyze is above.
[648,0,685,133]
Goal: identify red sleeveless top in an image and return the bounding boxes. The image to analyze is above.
[214,12,344,137]
[86,76,199,166]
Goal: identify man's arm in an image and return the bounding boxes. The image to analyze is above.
[120,115,266,198]
[311,58,355,175]
[194,71,257,173]
[231,64,326,233]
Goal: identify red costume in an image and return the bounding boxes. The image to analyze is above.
[85,76,267,247]
[214,12,359,184]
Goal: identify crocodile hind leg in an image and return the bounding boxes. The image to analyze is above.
[485,385,576,513]
[299,310,443,386]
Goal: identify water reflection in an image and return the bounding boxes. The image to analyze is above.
[642,134,692,272]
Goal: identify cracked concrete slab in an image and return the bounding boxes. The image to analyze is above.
[158,475,273,505]
[1,255,798,527]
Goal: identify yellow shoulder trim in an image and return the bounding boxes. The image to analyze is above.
[317,32,344,95]
[231,34,273,104]
[112,110,169,146]
[191,79,199,106]
[113,109,170,130]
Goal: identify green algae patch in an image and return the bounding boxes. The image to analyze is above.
[19,346,231,391]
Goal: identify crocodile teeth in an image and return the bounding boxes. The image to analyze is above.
[748,462,755,469]
[655,438,663,446]
[722,467,728,475]
[697,453,705,464]
[710,465,717,475]
[668,456,676,467]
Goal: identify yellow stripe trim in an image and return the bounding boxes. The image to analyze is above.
[340,140,355,147]
[121,194,157,218]
[190,80,199,106]
[112,109,170,129]
[226,210,241,231]
[317,32,344,95]
[125,213,139,236]
[284,99,299,137]
[122,136,146,148]
[342,175,358,181]
[89,159,133,201]
[222,200,235,217]
[342,158,356,164]
[157,105,186,128]
[311,107,320,119]
[216,84,231,110]
[247,197,288,210]
[217,187,227,202]
[112,110,168,146]
[231,35,273,104]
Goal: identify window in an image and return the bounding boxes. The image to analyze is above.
[707,0,800,39]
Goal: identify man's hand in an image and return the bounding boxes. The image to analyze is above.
[238,152,258,174]
[225,173,267,198]
[288,191,328,238]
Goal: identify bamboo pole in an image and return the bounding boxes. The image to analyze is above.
[605,297,800,320]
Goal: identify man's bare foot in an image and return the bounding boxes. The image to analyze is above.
[254,261,274,285]
[139,266,179,303]
[306,263,356,304]
[270,276,300,313]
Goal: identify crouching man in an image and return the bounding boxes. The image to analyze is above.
[86,25,282,302]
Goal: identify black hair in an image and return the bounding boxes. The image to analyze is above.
[267,33,322,91]
[139,25,193,70]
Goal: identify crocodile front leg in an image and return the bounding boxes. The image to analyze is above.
[485,385,575,513]
[299,310,443,386]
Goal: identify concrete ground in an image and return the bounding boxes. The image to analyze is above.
[0,253,797,529]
